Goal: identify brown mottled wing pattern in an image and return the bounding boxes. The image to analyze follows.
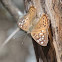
[31,14,49,46]
[17,6,36,31]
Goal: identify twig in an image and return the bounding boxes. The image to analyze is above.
[0,0,24,49]
[0,28,20,49]
[1,0,24,20]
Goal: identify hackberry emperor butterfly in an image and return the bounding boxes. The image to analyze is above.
[17,6,49,46]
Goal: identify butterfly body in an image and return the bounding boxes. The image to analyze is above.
[17,6,49,46]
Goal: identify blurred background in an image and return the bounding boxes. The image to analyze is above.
[0,0,36,62]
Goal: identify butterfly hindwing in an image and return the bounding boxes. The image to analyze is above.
[31,14,49,46]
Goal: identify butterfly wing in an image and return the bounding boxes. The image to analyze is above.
[31,14,49,46]
[17,6,36,31]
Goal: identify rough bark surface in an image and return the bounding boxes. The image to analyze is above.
[24,0,62,62]
[45,0,62,62]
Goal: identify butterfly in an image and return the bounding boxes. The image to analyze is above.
[17,6,49,46]
[18,6,36,31]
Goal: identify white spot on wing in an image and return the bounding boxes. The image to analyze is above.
[19,22,23,26]
[41,30,44,32]
[42,35,44,38]
[41,42,43,44]
[39,38,42,41]
[19,23,21,25]
[20,26,22,27]
[37,40,39,42]
[39,33,43,35]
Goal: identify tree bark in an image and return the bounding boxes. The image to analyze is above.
[24,0,62,62]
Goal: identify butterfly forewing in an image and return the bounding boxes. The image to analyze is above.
[31,14,49,46]
[17,6,36,31]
